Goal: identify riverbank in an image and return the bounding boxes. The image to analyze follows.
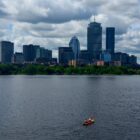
[0,64,140,75]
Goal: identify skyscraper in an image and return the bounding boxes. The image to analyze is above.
[106,27,115,54]
[69,36,80,60]
[36,47,52,63]
[87,21,102,61]
[0,41,14,63]
[59,47,74,65]
[23,44,39,62]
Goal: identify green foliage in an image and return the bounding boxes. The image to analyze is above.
[22,65,37,75]
[0,64,140,75]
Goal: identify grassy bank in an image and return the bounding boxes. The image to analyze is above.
[0,64,140,75]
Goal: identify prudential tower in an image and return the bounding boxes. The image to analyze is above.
[87,20,102,61]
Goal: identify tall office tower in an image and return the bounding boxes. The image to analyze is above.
[59,47,74,65]
[87,21,102,61]
[0,41,14,63]
[106,27,115,54]
[69,36,80,60]
[23,44,39,62]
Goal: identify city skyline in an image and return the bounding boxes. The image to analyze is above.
[0,0,140,62]
[0,20,138,66]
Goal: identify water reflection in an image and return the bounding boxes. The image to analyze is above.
[0,76,140,140]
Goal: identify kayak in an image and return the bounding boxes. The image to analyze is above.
[83,118,95,126]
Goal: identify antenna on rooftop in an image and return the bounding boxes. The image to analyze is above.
[94,15,96,22]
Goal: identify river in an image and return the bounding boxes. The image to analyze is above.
[0,76,140,140]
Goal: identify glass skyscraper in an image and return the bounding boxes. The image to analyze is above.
[0,41,14,63]
[69,36,80,60]
[23,44,39,62]
[36,47,52,62]
[106,27,115,54]
[87,22,102,61]
[59,47,74,65]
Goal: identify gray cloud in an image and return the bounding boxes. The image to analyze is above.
[1,0,93,24]
[0,1,7,17]
[0,0,140,62]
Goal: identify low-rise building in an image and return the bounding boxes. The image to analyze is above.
[68,60,78,67]
[97,61,105,66]
[59,47,74,65]
[79,50,90,65]
[110,61,122,66]
[13,52,24,64]
[100,51,111,62]
[129,55,137,65]
[113,52,129,65]
[23,44,39,63]
[51,58,57,65]
[36,47,52,63]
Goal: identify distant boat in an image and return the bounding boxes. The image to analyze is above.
[83,118,95,126]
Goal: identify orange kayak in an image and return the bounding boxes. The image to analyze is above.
[83,118,95,126]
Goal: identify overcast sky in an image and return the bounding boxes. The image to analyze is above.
[0,0,140,62]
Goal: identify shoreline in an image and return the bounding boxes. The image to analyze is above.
[0,64,140,75]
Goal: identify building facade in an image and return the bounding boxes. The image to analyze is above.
[79,50,90,64]
[129,55,137,65]
[59,47,74,65]
[106,27,115,54]
[36,47,52,63]
[13,52,24,64]
[87,22,102,61]
[113,52,129,65]
[0,41,14,63]
[51,58,57,65]
[23,44,39,63]
[100,51,111,63]
[69,36,80,60]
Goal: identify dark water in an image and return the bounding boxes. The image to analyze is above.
[0,76,140,140]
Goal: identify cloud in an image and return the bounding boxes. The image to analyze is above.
[1,0,92,24]
[0,0,140,62]
[0,1,8,19]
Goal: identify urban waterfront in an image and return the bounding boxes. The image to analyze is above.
[0,76,140,140]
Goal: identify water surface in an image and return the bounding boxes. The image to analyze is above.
[0,76,140,140]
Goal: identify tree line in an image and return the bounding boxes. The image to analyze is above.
[0,64,140,75]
